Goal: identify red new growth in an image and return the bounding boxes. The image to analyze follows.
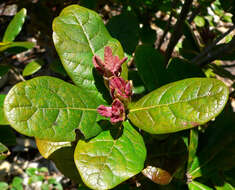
[97,99,125,124]
[109,77,132,102]
[92,46,127,78]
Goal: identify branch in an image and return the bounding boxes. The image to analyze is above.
[164,0,193,67]
[196,37,235,66]
[157,0,179,50]
[192,25,235,65]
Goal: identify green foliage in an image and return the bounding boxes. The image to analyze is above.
[2,2,234,190]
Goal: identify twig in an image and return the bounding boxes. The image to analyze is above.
[157,0,179,50]
[164,0,193,67]
[192,25,235,64]
[196,37,235,66]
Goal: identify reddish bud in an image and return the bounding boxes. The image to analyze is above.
[97,99,125,124]
[109,77,132,102]
[92,46,127,78]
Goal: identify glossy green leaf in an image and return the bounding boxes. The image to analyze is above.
[107,12,139,54]
[0,142,9,160]
[187,129,199,169]
[36,139,81,182]
[22,60,43,77]
[74,121,146,190]
[4,76,106,141]
[0,41,35,52]
[128,78,228,134]
[3,8,27,42]
[0,95,8,125]
[53,5,127,98]
[188,181,213,190]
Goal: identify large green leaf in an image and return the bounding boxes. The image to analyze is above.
[4,76,106,141]
[188,181,213,190]
[0,95,8,125]
[53,5,127,98]
[128,78,228,134]
[3,8,27,42]
[74,121,146,190]
[36,139,81,182]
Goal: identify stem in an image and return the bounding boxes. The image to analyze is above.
[164,0,193,67]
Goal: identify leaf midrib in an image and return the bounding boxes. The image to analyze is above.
[10,106,96,111]
[129,91,222,112]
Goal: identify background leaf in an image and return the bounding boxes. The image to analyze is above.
[22,60,43,77]
[0,41,35,52]
[188,181,213,190]
[74,121,146,190]
[53,5,127,100]
[128,78,228,134]
[2,8,27,42]
[4,76,106,141]
[0,142,9,160]
[36,139,82,182]
[107,12,139,54]
[187,129,199,169]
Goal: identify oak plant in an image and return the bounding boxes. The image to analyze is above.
[3,5,230,190]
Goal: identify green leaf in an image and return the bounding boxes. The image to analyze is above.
[188,103,235,179]
[128,78,228,134]
[0,125,16,146]
[0,95,9,125]
[0,41,35,52]
[11,177,23,190]
[134,45,165,91]
[0,182,8,190]
[107,12,139,54]
[3,8,27,42]
[194,16,205,27]
[187,129,199,169]
[36,139,82,183]
[139,25,156,45]
[0,142,9,160]
[74,121,146,190]
[0,65,10,77]
[22,60,43,77]
[53,5,127,98]
[188,181,213,190]
[4,76,106,141]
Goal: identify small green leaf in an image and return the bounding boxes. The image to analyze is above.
[107,12,139,54]
[3,8,27,42]
[194,16,205,27]
[0,142,9,160]
[4,76,106,141]
[11,177,23,190]
[26,167,37,177]
[0,41,35,52]
[23,60,43,77]
[187,129,199,169]
[74,121,146,190]
[53,5,127,99]
[128,78,228,134]
[36,139,82,183]
[0,182,8,190]
[188,181,213,190]
[0,95,9,125]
